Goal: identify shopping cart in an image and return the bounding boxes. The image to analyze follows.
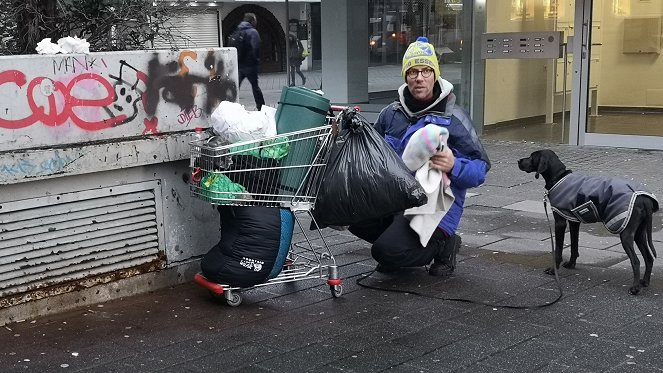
[189,106,356,306]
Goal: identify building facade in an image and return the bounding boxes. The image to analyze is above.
[176,0,663,150]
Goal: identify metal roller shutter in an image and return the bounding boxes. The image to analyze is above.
[0,181,165,304]
[152,10,220,49]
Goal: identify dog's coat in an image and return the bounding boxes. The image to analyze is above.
[546,173,656,233]
[518,149,659,295]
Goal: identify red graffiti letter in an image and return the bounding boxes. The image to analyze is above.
[0,70,36,129]
[67,73,127,131]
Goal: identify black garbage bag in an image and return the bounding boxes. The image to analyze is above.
[312,109,427,227]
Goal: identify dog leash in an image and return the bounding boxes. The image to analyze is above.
[543,194,565,299]
[355,199,564,309]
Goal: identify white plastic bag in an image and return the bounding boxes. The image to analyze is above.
[211,101,277,144]
[35,36,90,54]
[57,36,90,54]
[36,38,63,54]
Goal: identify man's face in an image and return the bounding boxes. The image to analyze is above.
[406,67,435,102]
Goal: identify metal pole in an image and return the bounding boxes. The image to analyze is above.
[285,0,291,86]
[561,42,567,143]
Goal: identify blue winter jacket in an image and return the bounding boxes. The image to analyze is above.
[374,79,490,235]
[237,21,261,68]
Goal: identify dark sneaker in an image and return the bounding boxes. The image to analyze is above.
[429,262,455,277]
[429,234,461,277]
[375,263,399,273]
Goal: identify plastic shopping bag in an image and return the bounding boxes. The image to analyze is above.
[211,101,277,144]
[312,109,427,227]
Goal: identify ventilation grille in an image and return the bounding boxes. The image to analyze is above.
[0,181,163,299]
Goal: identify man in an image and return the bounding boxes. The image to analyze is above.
[287,19,306,86]
[349,36,491,276]
[234,13,265,110]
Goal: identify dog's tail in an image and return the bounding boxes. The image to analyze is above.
[647,208,657,259]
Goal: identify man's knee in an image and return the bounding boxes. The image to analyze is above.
[371,241,400,267]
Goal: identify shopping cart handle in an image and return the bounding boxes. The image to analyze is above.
[191,167,202,183]
[330,105,361,112]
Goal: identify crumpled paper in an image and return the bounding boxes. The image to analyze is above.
[35,36,90,54]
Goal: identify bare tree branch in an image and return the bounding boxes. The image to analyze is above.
[0,0,198,55]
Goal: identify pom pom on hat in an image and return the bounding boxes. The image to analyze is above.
[401,36,440,81]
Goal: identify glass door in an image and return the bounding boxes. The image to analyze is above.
[582,0,663,150]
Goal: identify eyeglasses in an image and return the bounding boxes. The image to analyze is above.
[406,68,434,79]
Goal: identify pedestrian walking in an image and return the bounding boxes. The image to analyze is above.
[288,19,306,86]
[349,36,491,276]
[230,12,265,110]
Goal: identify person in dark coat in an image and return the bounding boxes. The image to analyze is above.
[287,19,306,86]
[235,13,265,110]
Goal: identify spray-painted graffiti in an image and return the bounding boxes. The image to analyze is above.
[0,70,126,130]
[0,49,238,135]
[107,60,148,128]
[177,105,202,126]
[143,117,158,135]
[52,55,100,75]
[144,50,237,117]
[0,151,75,177]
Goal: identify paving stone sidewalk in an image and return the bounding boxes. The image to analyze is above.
[1,139,662,373]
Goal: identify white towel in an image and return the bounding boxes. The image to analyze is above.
[402,124,455,247]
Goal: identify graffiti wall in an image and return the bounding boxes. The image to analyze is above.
[0,48,238,152]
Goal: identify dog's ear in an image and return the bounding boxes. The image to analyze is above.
[534,153,548,179]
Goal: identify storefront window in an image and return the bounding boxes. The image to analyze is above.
[368,0,464,67]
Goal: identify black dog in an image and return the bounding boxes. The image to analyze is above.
[518,149,659,295]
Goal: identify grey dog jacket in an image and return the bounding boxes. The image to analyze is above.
[546,173,658,234]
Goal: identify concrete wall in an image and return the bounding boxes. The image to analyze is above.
[1,48,238,182]
[0,49,236,323]
[321,0,368,103]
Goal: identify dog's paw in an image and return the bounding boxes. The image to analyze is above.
[640,279,650,288]
[544,267,556,276]
[562,261,576,269]
[629,286,641,295]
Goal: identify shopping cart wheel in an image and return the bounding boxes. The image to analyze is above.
[226,292,243,307]
[330,284,343,298]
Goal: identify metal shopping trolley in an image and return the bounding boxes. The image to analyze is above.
[189,108,352,306]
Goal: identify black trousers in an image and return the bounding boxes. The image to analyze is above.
[349,213,447,268]
[238,66,265,110]
[289,62,305,85]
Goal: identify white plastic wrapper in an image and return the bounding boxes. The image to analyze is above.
[35,38,63,54]
[211,101,277,144]
[35,36,90,54]
[57,36,90,54]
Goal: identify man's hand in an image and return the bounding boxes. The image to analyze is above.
[429,147,455,173]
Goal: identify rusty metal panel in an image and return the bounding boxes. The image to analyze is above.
[0,181,164,299]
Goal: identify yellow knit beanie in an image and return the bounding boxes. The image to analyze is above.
[401,36,440,81]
